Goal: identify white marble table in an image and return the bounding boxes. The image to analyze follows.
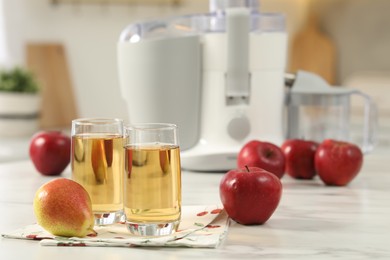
[1,150,390,259]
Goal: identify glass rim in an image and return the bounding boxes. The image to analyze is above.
[125,123,177,131]
[72,118,123,125]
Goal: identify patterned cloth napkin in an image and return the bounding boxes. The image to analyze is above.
[2,205,229,248]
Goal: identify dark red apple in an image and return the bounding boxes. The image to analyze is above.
[315,139,363,186]
[29,131,71,176]
[219,166,282,225]
[281,139,319,179]
[237,140,285,178]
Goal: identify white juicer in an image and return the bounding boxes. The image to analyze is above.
[117,0,287,171]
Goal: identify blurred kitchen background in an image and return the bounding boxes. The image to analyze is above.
[1,0,389,161]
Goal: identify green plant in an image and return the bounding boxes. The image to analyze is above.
[0,67,40,94]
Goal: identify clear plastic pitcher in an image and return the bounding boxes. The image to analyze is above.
[285,71,377,153]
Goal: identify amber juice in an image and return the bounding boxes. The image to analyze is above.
[124,144,181,224]
[72,134,124,214]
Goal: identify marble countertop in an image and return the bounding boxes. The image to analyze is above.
[1,150,390,259]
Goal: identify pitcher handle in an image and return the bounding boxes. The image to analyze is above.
[353,90,378,153]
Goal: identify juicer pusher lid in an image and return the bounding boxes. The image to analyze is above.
[119,0,285,43]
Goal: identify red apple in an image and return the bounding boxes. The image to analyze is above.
[237,140,285,178]
[219,166,282,225]
[315,139,363,186]
[29,131,71,176]
[281,139,319,179]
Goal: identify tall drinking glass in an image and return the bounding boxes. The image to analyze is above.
[71,118,124,225]
[124,123,182,236]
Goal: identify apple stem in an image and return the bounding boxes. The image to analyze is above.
[245,165,250,172]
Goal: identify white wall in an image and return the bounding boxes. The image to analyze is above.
[0,0,11,67]
[1,0,309,122]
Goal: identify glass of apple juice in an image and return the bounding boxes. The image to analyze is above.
[71,118,124,225]
[124,123,182,236]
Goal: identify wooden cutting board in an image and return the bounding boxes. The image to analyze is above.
[290,14,336,85]
[26,43,78,129]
